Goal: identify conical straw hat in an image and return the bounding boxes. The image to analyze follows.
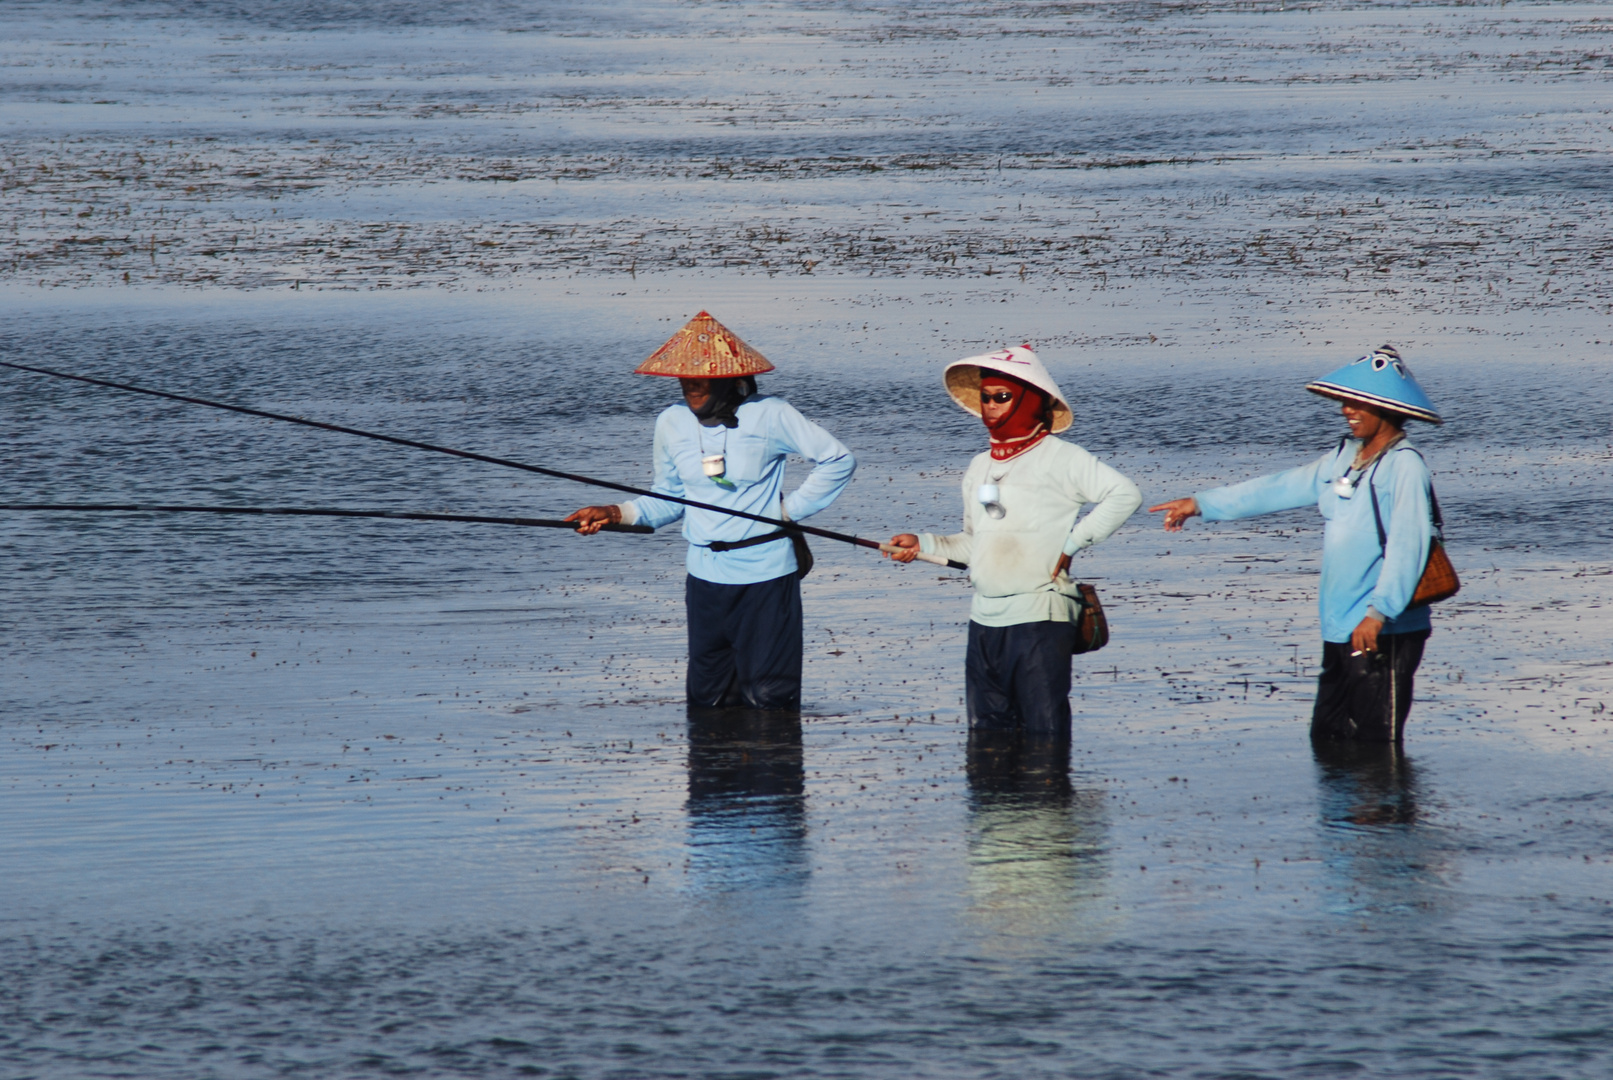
[634,311,776,378]
[943,345,1073,434]
[1306,346,1442,424]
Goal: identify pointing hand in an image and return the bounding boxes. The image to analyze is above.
[1149,497,1200,532]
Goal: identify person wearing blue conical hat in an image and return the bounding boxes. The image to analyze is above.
[1304,346,1442,425]
[1150,346,1451,744]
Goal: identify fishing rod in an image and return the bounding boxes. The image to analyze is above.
[0,360,966,570]
[0,503,653,533]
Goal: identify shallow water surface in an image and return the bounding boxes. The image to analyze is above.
[3,2,1613,1078]
[3,290,1610,1078]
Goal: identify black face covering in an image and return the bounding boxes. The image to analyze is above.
[690,376,757,428]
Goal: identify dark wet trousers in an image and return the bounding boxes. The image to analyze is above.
[685,573,803,710]
[965,619,1077,735]
[1311,629,1430,744]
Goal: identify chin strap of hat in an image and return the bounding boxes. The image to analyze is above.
[691,376,755,428]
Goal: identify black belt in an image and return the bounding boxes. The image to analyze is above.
[707,530,791,552]
[707,528,814,579]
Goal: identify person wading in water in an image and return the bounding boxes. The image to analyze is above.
[1150,346,1448,743]
[885,346,1141,736]
[568,312,855,711]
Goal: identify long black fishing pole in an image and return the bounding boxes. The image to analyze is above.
[0,503,653,533]
[0,359,965,569]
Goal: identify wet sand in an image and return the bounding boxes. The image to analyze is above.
[6,1,1612,326]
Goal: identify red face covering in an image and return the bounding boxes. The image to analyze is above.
[981,375,1051,460]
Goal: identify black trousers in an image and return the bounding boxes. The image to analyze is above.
[1311,629,1430,744]
[685,573,803,710]
[965,620,1077,735]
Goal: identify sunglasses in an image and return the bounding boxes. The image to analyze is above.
[979,390,1016,404]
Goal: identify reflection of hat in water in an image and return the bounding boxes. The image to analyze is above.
[634,311,776,378]
[1306,346,1442,424]
[944,345,1073,434]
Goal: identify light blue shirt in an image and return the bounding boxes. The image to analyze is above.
[1195,440,1436,643]
[624,395,857,585]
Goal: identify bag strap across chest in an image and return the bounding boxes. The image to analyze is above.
[1364,445,1443,550]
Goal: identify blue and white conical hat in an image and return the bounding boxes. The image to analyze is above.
[1305,346,1441,424]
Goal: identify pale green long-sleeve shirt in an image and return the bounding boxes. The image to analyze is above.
[918,437,1141,626]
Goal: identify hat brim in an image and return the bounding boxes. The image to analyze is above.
[945,363,1073,434]
[1306,381,1442,424]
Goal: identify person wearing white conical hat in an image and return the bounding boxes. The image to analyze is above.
[886,345,1142,736]
[1150,345,1450,744]
[567,312,856,711]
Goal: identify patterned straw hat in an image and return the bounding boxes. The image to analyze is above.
[943,345,1073,434]
[634,311,776,377]
[1305,346,1442,424]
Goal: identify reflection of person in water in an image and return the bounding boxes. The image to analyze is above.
[1312,740,1449,915]
[965,731,1109,936]
[684,706,807,892]
[1314,740,1418,828]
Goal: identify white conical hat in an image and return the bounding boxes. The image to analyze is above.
[943,345,1072,434]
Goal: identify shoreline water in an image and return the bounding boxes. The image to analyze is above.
[5,282,1610,1074]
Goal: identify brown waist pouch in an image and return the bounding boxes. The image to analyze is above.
[1073,583,1109,654]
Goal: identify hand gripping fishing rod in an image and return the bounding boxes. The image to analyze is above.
[0,503,653,533]
[0,360,966,570]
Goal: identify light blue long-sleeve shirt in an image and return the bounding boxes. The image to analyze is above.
[1195,440,1436,643]
[621,395,857,584]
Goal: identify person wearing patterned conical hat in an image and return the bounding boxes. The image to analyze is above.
[567,312,856,711]
[1150,345,1448,744]
[886,345,1142,737]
